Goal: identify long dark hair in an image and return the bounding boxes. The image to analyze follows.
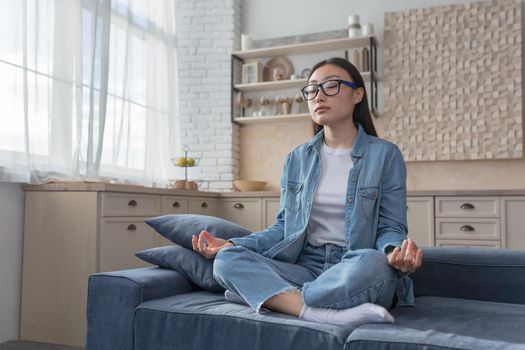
[308,57,377,137]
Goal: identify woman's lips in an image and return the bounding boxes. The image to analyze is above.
[315,106,329,113]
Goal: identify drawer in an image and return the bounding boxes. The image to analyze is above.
[219,198,262,231]
[435,239,501,249]
[435,218,500,240]
[99,218,162,272]
[189,197,218,216]
[101,193,160,217]
[161,196,189,215]
[435,197,499,218]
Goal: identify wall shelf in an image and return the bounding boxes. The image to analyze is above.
[231,34,379,124]
[233,113,310,124]
[234,72,380,92]
[232,36,376,60]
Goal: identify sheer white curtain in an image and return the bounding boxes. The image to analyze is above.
[0,0,180,187]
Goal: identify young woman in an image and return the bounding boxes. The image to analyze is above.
[192,57,423,327]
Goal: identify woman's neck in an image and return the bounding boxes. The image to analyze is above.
[323,121,358,149]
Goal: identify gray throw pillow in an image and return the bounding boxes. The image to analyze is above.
[145,214,251,249]
[135,244,224,291]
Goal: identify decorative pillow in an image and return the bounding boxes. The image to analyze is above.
[145,214,251,249]
[135,244,224,291]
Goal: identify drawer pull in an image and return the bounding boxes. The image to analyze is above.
[128,200,138,207]
[127,224,137,231]
[460,225,475,232]
[201,202,208,208]
[460,203,475,210]
[234,203,244,209]
[172,201,180,208]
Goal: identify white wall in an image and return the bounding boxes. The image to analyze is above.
[0,183,24,343]
[242,0,476,41]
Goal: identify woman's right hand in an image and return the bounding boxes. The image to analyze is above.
[192,230,233,259]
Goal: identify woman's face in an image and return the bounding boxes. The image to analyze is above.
[306,64,363,128]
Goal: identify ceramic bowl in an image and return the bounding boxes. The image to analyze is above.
[233,180,267,192]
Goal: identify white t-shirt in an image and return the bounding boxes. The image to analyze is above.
[306,142,354,247]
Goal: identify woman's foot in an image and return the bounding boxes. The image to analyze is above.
[299,303,395,326]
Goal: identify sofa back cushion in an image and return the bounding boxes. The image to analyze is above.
[145,214,251,249]
[411,247,525,305]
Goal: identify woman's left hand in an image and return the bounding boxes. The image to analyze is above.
[387,238,423,273]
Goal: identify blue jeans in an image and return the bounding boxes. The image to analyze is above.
[213,243,398,314]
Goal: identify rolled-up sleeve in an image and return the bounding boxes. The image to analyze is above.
[375,145,408,253]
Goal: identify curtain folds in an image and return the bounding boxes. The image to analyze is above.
[0,0,179,187]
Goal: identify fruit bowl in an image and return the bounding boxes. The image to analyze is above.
[233,180,267,192]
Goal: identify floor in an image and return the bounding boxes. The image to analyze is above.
[0,341,82,350]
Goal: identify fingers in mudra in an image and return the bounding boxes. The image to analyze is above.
[388,238,423,273]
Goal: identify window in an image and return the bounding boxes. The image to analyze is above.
[0,0,179,186]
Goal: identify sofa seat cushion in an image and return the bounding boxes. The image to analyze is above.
[346,296,525,350]
[134,291,355,350]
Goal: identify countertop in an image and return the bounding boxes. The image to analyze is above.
[21,182,525,197]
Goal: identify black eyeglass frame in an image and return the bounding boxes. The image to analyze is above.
[301,79,360,101]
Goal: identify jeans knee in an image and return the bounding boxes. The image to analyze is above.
[213,245,247,280]
[343,249,393,274]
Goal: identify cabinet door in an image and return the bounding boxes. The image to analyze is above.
[100,218,160,272]
[407,196,434,247]
[161,196,189,215]
[21,192,98,347]
[189,197,218,216]
[502,197,525,250]
[263,198,280,228]
[219,198,262,231]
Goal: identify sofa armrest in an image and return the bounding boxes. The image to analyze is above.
[86,267,197,350]
[411,247,525,305]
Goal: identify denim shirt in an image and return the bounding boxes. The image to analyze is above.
[231,124,414,305]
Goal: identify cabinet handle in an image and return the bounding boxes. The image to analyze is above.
[460,203,475,210]
[172,201,180,208]
[127,224,137,231]
[128,200,138,207]
[234,203,244,209]
[201,202,208,208]
[460,225,475,232]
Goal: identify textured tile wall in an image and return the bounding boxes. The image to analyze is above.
[383,0,522,161]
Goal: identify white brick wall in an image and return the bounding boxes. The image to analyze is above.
[176,0,241,192]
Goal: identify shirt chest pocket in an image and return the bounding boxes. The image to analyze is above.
[285,182,303,213]
[359,186,379,218]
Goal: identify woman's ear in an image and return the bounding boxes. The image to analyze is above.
[353,87,364,105]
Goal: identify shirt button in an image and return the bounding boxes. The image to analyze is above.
[348,197,353,203]
[351,176,356,183]
[346,219,351,224]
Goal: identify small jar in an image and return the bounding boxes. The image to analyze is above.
[348,14,361,37]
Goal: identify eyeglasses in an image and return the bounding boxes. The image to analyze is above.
[301,79,359,101]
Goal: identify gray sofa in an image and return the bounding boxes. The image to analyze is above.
[86,247,525,350]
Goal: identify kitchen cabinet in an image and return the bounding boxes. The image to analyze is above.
[434,196,502,248]
[19,183,525,347]
[502,197,525,250]
[406,196,434,247]
[20,185,220,347]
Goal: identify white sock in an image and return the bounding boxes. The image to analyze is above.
[299,303,395,327]
[224,289,247,305]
